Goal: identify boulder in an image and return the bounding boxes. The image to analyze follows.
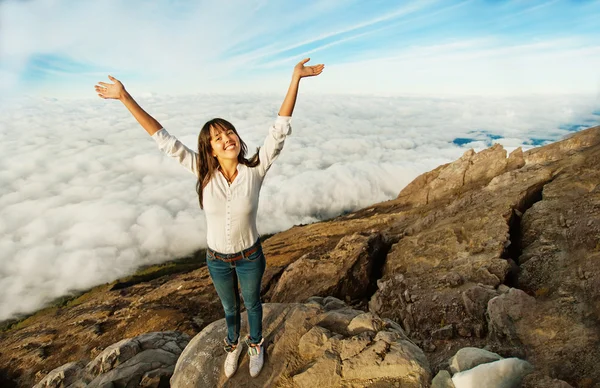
[32,361,86,388]
[171,300,430,387]
[451,358,533,388]
[431,370,455,388]
[447,347,503,374]
[33,331,190,388]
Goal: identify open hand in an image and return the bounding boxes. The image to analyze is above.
[95,75,126,100]
[293,58,325,79]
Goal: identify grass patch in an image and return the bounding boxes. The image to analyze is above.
[0,289,97,332]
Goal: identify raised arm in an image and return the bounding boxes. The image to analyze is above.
[278,58,325,117]
[257,59,324,177]
[95,76,199,175]
[95,75,162,136]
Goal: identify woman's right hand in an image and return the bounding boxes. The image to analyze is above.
[95,75,126,100]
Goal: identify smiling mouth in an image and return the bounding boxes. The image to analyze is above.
[225,144,236,151]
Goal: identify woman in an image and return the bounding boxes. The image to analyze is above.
[95,58,324,378]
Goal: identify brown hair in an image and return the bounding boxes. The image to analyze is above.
[196,118,260,208]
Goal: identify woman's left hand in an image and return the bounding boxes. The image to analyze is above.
[293,58,325,79]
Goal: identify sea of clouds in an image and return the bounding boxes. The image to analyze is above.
[0,93,598,321]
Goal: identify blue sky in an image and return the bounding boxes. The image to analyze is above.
[1,0,600,97]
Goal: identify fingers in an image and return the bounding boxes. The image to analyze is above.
[95,75,120,98]
[108,75,121,86]
[308,64,325,76]
[94,85,109,98]
[300,58,310,65]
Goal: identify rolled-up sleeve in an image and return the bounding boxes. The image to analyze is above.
[152,128,199,176]
[257,116,292,177]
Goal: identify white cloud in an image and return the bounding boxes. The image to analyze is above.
[1,92,598,320]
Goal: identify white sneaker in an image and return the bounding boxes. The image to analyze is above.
[246,337,265,377]
[224,338,243,378]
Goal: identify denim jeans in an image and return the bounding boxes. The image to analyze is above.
[206,241,266,346]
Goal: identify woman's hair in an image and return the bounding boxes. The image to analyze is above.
[196,118,260,208]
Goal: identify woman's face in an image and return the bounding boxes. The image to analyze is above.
[210,125,241,162]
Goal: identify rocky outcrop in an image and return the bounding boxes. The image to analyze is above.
[363,128,600,385]
[171,298,430,387]
[33,331,189,388]
[396,144,525,207]
[267,232,391,303]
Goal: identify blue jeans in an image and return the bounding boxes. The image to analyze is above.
[206,241,266,346]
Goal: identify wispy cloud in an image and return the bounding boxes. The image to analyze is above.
[1,0,599,96]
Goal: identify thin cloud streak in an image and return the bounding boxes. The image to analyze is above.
[226,1,432,66]
[3,0,598,97]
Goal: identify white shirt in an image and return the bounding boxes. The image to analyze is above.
[151,116,292,254]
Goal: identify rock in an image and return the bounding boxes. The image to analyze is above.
[85,331,189,387]
[347,312,385,335]
[33,332,189,388]
[464,143,508,187]
[306,296,324,305]
[293,351,342,388]
[487,285,600,384]
[451,358,534,388]
[323,296,347,311]
[474,267,501,287]
[32,361,86,388]
[506,147,525,171]
[431,370,456,388]
[448,347,503,374]
[456,325,472,338]
[462,285,497,323]
[444,272,464,288]
[522,372,574,388]
[170,302,430,387]
[487,288,536,343]
[298,326,333,359]
[338,331,373,360]
[269,233,388,303]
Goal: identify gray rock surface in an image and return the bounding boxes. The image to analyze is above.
[32,361,86,388]
[431,370,455,388]
[171,300,430,387]
[447,347,503,374]
[33,331,189,388]
[451,358,533,388]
